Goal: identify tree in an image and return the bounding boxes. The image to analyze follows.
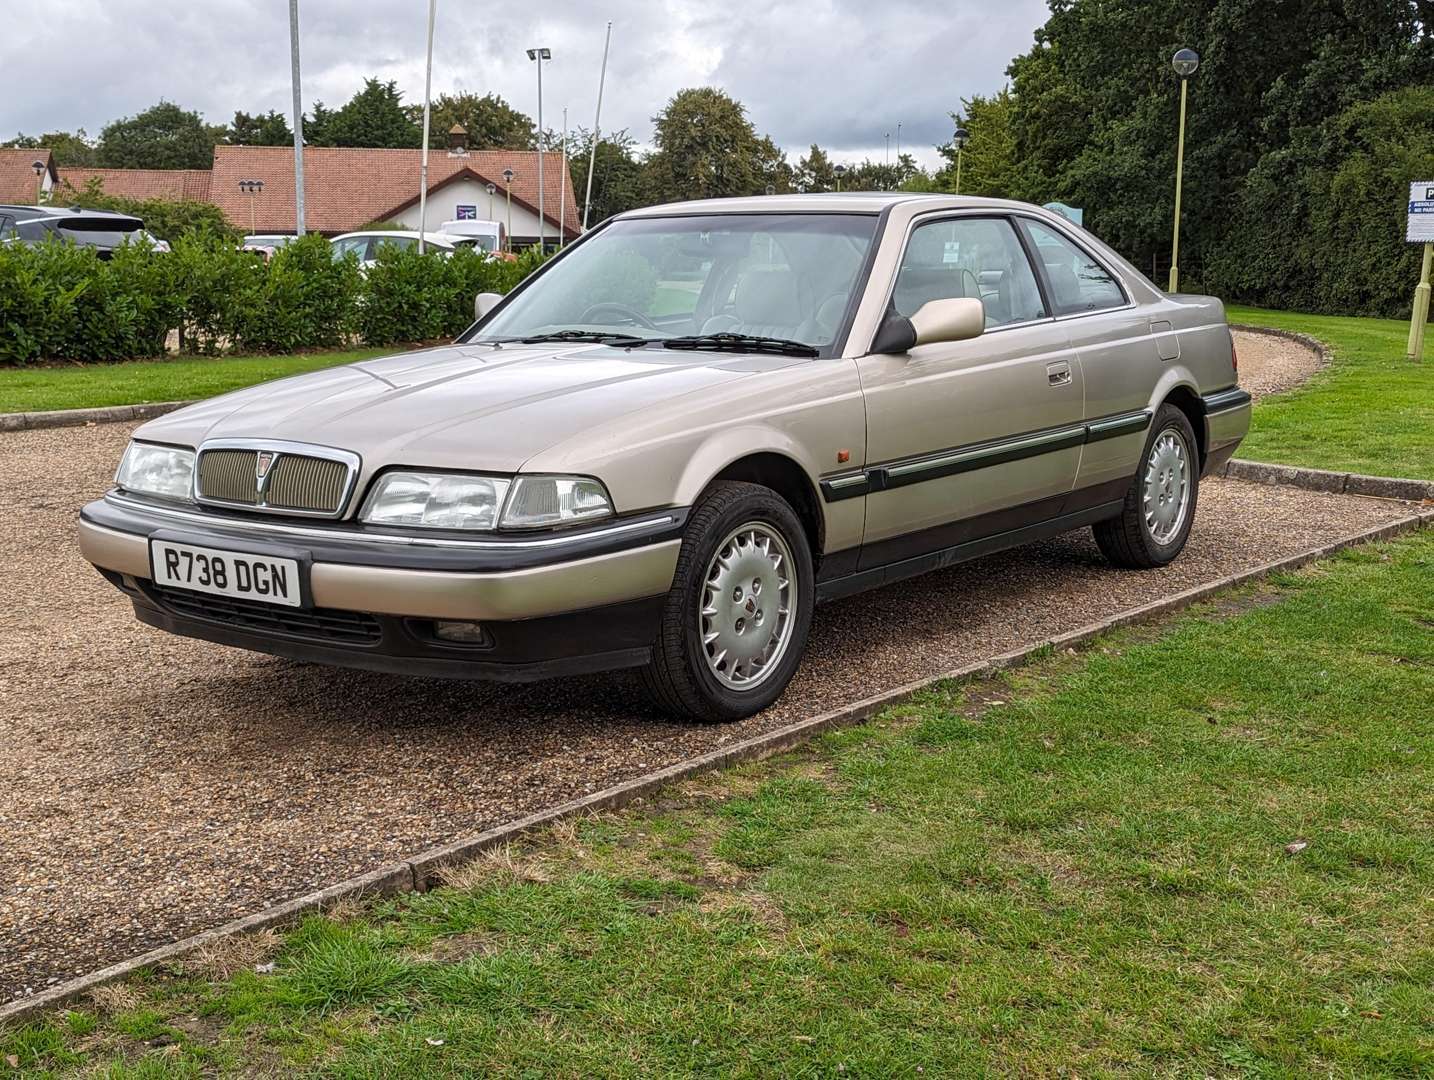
[414,92,534,150]
[3,129,98,167]
[566,128,645,223]
[224,110,292,146]
[934,91,1018,197]
[641,88,780,203]
[1005,0,1434,306]
[307,79,419,148]
[97,102,216,169]
[794,144,836,192]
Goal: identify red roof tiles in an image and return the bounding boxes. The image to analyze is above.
[209,146,579,235]
[0,148,55,204]
[56,168,213,203]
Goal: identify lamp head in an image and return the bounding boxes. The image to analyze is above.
[31,159,45,176]
[502,168,514,183]
[1172,48,1200,77]
[953,127,970,149]
[526,47,551,61]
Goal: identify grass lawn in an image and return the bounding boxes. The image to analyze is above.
[0,348,393,414]
[6,530,1431,1076]
[1230,305,1434,481]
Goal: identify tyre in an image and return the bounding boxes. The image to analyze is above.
[1093,403,1200,569]
[640,481,814,722]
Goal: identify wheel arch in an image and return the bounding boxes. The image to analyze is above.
[682,444,826,571]
[1152,373,1207,468]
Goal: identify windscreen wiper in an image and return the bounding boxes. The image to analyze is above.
[514,329,652,347]
[659,333,819,358]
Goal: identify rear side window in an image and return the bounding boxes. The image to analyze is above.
[1020,220,1126,314]
[892,216,1047,326]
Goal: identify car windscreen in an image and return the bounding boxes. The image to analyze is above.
[465,213,880,351]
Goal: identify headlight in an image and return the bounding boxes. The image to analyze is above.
[362,472,511,530]
[115,441,194,501]
[359,472,614,531]
[501,476,613,529]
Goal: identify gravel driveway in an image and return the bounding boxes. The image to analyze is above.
[0,336,1401,1000]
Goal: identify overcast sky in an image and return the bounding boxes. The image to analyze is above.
[4,0,1049,168]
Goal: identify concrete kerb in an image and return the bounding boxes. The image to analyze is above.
[1223,458,1434,502]
[0,401,190,433]
[4,505,1431,1028]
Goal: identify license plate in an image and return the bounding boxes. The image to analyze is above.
[150,539,302,607]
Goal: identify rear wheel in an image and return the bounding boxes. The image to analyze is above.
[641,482,813,722]
[1094,403,1199,568]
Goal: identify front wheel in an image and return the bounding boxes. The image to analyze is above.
[1093,403,1200,568]
[640,482,814,722]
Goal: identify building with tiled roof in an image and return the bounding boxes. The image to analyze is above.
[208,145,579,244]
[0,148,56,204]
[15,142,580,247]
[56,167,213,203]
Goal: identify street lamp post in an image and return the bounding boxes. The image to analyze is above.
[31,160,45,203]
[526,46,551,252]
[486,182,496,222]
[239,179,265,234]
[1168,47,1199,293]
[884,132,890,166]
[834,164,847,193]
[952,127,970,195]
[503,167,514,252]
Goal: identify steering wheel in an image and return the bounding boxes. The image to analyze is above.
[577,302,661,331]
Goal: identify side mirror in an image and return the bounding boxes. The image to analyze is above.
[474,291,503,320]
[911,297,985,346]
[871,297,985,355]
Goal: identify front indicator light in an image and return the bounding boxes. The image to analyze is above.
[500,476,613,529]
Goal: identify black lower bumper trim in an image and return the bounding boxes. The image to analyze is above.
[103,570,662,683]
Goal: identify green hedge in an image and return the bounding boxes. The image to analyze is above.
[0,236,548,366]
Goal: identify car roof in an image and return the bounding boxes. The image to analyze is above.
[5,204,144,222]
[615,192,1040,219]
[331,230,456,242]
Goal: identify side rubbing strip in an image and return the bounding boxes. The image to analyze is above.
[1086,410,1152,443]
[819,408,1155,502]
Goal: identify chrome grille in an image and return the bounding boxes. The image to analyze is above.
[266,455,349,512]
[195,443,357,517]
[197,450,259,503]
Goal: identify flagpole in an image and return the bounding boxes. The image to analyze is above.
[417,0,437,254]
[582,20,612,231]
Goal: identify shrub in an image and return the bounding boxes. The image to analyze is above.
[0,237,550,366]
[236,235,360,352]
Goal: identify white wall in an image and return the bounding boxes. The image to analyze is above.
[383,176,571,245]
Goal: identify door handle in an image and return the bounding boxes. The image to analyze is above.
[1046,362,1072,387]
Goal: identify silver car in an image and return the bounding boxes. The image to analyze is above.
[79,194,1250,720]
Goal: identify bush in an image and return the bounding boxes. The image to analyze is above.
[0,236,550,366]
[0,235,180,364]
[237,235,360,352]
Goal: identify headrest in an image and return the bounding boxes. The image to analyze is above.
[735,270,799,325]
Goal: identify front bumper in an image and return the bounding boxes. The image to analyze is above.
[79,493,686,681]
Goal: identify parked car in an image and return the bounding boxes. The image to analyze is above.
[78,194,1250,721]
[0,205,156,258]
[438,218,502,253]
[329,229,480,269]
[241,234,299,260]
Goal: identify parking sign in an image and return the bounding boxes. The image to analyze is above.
[1408,182,1434,242]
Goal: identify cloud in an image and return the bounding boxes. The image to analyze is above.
[2,0,1046,168]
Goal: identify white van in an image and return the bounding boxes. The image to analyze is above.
[438,218,502,253]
